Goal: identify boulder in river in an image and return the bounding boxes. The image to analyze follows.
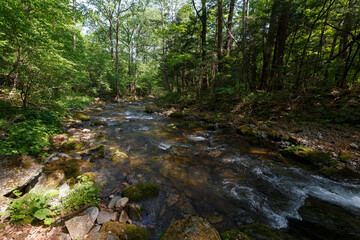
[292,197,360,240]
[238,222,295,240]
[236,125,260,136]
[111,151,129,164]
[280,145,330,167]
[74,112,90,121]
[61,139,84,151]
[0,155,42,196]
[121,183,159,202]
[144,105,160,113]
[169,111,184,118]
[161,215,221,240]
[125,204,145,221]
[100,222,152,240]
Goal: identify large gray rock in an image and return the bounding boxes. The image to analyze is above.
[0,155,42,196]
[97,211,118,225]
[83,207,99,223]
[65,214,94,240]
[0,196,10,219]
[29,171,64,193]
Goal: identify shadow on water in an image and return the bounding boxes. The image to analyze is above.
[85,100,360,239]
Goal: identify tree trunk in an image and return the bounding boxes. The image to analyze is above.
[225,0,236,56]
[134,27,141,98]
[114,0,122,100]
[73,0,76,50]
[270,0,291,90]
[260,0,279,90]
[217,0,223,73]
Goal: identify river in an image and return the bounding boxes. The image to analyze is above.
[79,100,360,239]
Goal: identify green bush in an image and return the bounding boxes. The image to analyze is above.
[61,175,101,211]
[6,189,58,225]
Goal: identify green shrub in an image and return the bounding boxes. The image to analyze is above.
[61,175,101,211]
[6,189,58,225]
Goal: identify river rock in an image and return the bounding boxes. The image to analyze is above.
[44,152,72,164]
[292,197,360,240]
[125,204,145,221]
[65,214,94,240]
[85,232,119,240]
[61,139,84,151]
[111,151,128,164]
[121,183,159,202]
[0,155,42,196]
[30,171,64,193]
[350,143,359,149]
[119,210,128,223]
[161,215,221,240]
[280,146,330,167]
[108,196,122,209]
[115,197,128,209]
[97,211,118,225]
[84,207,100,222]
[0,196,10,219]
[100,222,151,240]
[239,222,295,240]
[75,112,90,121]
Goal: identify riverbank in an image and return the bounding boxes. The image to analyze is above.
[156,89,360,181]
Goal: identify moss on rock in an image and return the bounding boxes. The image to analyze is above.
[89,145,106,159]
[236,125,259,137]
[161,215,221,240]
[169,111,184,118]
[280,146,330,167]
[92,120,107,126]
[85,232,120,240]
[61,140,84,151]
[145,105,160,113]
[122,183,159,202]
[125,203,145,221]
[81,172,96,182]
[339,150,352,162]
[220,230,250,240]
[74,112,90,121]
[111,151,129,164]
[239,222,295,240]
[319,166,360,180]
[100,222,152,240]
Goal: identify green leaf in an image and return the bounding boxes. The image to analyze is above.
[34,209,53,220]
[44,217,55,225]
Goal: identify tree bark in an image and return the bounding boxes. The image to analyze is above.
[225,0,236,57]
[217,0,223,73]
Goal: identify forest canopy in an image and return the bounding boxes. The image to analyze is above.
[0,0,359,108]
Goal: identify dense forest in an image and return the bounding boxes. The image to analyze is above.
[1,1,360,239]
[1,0,359,107]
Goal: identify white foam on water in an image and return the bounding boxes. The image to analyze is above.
[158,143,171,150]
[187,135,206,141]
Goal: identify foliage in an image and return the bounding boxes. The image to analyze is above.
[61,175,101,211]
[0,109,61,156]
[6,189,58,225]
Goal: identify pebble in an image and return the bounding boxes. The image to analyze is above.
[108,196,122,209]
[115,197,129,209]
[350,143,359,149]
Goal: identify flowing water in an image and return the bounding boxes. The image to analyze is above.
[80,100,360,238]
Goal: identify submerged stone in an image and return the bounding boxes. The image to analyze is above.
[121,183,159,202]
[111,151,129,164]
[92,121,107,126]
[294,197,360,239]
[161,215,221,240]
[239,222,295,240]
[221,230,251,240]
[100,222,152,240]
[319,166,360,180]
[125,204,145,221]
[280,146,330,167]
